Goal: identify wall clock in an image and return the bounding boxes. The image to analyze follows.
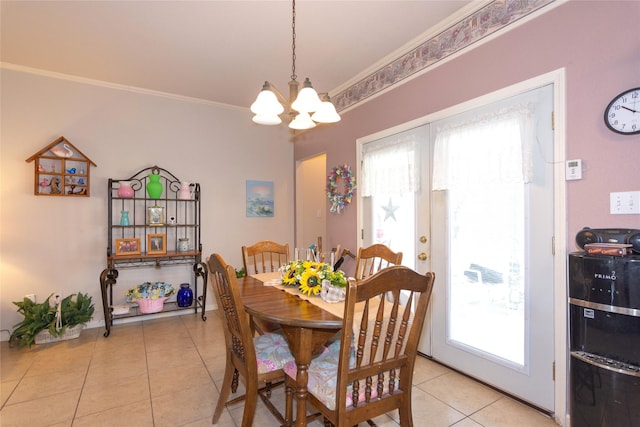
[604,87,640,135]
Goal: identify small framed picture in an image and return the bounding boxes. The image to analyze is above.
[147,206,165,226]
[115,238,141,255]
[147,233,166,254]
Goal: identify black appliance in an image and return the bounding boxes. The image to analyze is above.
[575,227,640,253]
[569,251,640,427]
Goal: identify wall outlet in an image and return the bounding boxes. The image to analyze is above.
[25,294,36,303]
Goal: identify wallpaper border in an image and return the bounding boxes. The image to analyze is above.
[332,0,556,112]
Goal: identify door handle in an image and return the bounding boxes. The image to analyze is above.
[418,252,428,261]
[419,236,428,243]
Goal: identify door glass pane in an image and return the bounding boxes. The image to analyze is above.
[448,182,525,367]
[433,97,534,370]
[368,193,415,267]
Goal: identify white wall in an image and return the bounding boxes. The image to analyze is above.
[0,69,294,337]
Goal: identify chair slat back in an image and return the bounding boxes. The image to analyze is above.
[242,240,290,275]
[208,253,257,373]
[354,243,403,280]
[337,266,434,425]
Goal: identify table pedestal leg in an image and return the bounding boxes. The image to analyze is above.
[281,326,340,427]
[281,326,313,427]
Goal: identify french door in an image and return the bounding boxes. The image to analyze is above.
[360,83,555,411]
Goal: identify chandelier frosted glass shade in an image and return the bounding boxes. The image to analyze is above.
[290,78,322,113]
[289,112,317,130]
[252,114,282,125]
[311,94,341,123]
[250,82,285,116]
[251,79,341,128]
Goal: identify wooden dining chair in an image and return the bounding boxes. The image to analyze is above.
[354,243,403,280]
[207,253,294,427]
[242,240,290,275]
[284,266,435,427]
[242,240,290,334]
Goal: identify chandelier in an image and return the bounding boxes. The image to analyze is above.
[250,0,341,130]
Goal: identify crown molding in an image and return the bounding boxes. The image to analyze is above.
[0,62,246,112]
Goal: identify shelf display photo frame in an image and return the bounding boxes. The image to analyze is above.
[147,206,165,226]
[147,233,166,254]
[115,238,141,255]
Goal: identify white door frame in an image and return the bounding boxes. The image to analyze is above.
[356,69,567,425]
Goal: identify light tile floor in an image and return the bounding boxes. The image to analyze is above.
[0,311,559,426]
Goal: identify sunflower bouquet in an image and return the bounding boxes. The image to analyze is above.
[280,260,347,296]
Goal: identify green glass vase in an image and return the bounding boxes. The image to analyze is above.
[146,173,163,199]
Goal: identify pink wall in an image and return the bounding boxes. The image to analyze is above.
[294,1,640,256]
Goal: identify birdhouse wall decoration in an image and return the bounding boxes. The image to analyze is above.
[26,136,97,196]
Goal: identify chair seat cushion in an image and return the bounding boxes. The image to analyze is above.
[285,341,401,410]
[255,332,294,374]
[286,342,387,410]
[285,345,342,409]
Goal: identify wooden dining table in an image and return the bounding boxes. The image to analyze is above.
[237,274,343,427]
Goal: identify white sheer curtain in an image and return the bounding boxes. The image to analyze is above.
[432,104,534,190]
[361,134,419,197]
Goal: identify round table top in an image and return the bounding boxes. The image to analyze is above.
[238,275,343,330]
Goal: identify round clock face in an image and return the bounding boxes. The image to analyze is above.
[604,87,640,135]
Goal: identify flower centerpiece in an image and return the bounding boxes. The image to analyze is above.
[280,260,347,297]
[126,281,175,314]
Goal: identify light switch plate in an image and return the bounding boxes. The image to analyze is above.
[610,191,640,214]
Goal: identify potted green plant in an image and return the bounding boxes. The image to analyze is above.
[9,293,95,348]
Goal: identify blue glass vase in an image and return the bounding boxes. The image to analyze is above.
[120,211,130,226]
[177,283,193,307]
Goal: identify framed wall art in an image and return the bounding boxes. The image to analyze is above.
[147,233,166,254]
[115,238,141,255]
[246,180,274,217]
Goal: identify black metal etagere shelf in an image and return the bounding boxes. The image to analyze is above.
[99,165,207,337]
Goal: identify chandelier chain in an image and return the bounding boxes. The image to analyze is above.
[291,0,297,81]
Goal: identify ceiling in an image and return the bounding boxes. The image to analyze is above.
[1,1,474,112]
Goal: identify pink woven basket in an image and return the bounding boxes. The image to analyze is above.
[136,297,168,314]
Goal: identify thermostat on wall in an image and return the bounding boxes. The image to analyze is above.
[566,159,582,180]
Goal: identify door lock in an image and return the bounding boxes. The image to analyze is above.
[418,252,428,261]
[419,236,428,243]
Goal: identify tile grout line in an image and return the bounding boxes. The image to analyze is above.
[0,352,34,412]
[414,371,489,423]
[141,319,159,427]
[181,314,243,426]
[181,314,229,426]
[70,331,100,424]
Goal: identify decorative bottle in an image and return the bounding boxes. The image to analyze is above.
[120,211,130,226]
[177,283,193,307]
[118,181,134,198]
[146,172,163,199]
[178,181,191,200]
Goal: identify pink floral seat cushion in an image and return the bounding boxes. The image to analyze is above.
[284,337,399,410]
[255,331,294,374]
